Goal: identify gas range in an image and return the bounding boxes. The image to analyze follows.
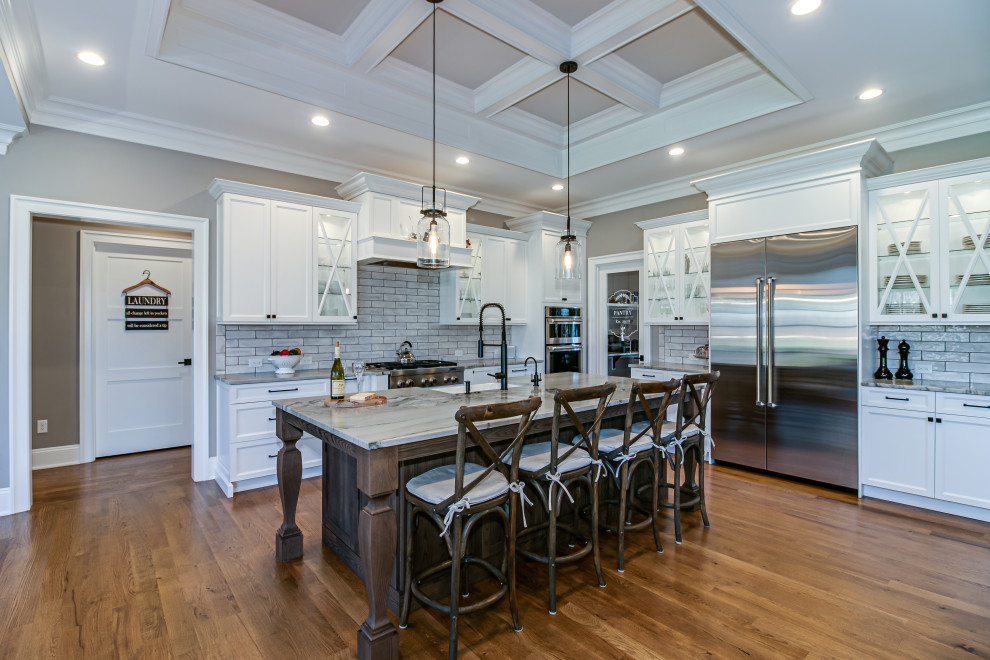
[364,360,464,389]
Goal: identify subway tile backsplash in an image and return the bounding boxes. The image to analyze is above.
[216,264,511,375]
[649,324,709,367]
[869,325,990,385]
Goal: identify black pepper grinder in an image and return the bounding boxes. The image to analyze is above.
[874,336,893,380]
[894,339,913,380]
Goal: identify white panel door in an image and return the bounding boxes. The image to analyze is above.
[92,240,193,457]
[222,194,270,322]
[861,406,934,496]
[935,415,990,509]
[270,201,313,322]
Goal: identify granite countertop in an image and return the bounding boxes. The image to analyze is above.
[629,360,709,373]
[274,372,649,451]
[862,379,990,396]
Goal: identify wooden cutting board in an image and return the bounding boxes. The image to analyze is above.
[323,394,387,408]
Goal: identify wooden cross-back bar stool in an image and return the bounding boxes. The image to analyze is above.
[514,382,616,615]
[652,371,719,544]
[398,396,541,660]
[598,378,681,572]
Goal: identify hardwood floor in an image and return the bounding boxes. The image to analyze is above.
[2,448,988,659]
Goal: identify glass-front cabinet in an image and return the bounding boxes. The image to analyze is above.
[638,213,710,324]
[868,166,990,323]
[314,207,357,322]
[440,226,528,324]
[454,237,483,321]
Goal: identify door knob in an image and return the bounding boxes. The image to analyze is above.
[178,358,192,366]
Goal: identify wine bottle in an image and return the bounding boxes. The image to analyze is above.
[330,341,345,400]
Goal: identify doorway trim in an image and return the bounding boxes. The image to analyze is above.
[79,231,195,464]
[8,196,210,515]
[587,251,645,376]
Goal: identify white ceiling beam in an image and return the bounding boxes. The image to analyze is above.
[447,0,569,64]
[0,0,48,115]
[693,0,813,101]
[577,59,659,115]
[348,0,429,72]
[572,0,692,64]
[478,66,560,119]
[343,0,414,66]
[658,53,762,109]
[372,57,477,114]
[473,58,554,116]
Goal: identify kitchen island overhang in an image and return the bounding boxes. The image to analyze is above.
[272,372,677,660]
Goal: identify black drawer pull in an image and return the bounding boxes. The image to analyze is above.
[927,417,933,422]
[268,387,299,393]
[268,453,278,458]
[963,403,990,409]
[268,417,276,421]
[936,418,942,423]
[884,396,910,401]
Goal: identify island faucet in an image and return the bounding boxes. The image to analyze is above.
[524,356,541,388]
[478,303,508,390]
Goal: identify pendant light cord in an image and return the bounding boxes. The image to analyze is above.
[566,68,571,236]
[431,3,437,210]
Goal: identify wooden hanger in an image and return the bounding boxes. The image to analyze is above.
[122,270,172,295]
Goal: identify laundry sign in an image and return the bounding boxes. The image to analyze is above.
[122,270,171,331]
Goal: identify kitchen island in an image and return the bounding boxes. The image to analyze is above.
[272,372,662,660]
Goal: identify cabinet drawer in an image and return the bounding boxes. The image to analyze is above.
[861,387,935,412]
[231,436,321,482]
[231,402,277,441]
[936,392,990,420]
[631,368,680,382]
[229,379,329,403]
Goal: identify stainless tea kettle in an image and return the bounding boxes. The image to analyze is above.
[396,340,416,364]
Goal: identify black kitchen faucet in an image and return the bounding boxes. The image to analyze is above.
[478,303,508,390]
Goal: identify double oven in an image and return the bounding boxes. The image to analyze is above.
[545,306,582,373]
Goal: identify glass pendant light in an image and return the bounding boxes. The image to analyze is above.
[417,0,451,269]
[555,61,582,280]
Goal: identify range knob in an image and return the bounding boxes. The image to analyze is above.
[395,380,405,388]
[443,376,452,384]
[404,379,416,387]
[425,377,437,386]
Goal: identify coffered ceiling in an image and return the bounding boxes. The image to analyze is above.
[1,0,989,217]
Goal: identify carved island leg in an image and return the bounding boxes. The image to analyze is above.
[356,445,400,660]
[275,410,305,562]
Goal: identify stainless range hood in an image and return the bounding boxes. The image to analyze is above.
[336,172,477,268]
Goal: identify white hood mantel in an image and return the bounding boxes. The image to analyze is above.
[336,172,479,268]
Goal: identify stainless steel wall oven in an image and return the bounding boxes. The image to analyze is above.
[545,306,582,372]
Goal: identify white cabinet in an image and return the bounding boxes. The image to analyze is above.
[441,226,528,324]
[860,387,990,516]
[867,161,990,323]
[211,180,361,324]
[636,212,710,324]
[336,172,478,268]
[216,378,329,496]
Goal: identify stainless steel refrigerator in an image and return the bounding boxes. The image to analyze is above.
[710,226,859,488]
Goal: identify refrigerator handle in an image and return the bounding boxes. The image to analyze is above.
[767,275,777,409]
[755,277,765,407]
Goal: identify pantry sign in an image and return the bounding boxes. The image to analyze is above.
[122,270,171,331]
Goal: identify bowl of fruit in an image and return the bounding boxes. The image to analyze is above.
[268,348,303,375]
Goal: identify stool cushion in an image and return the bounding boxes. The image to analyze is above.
[589,428,654,456]
[512,441,593,475]
[406,463,509,506]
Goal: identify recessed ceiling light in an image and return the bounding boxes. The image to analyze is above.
[77,51,105,66]
[858,88,884,100]
[311,115,330,127]
[552,184,564,191]
[455,156,470,165]
[790,0,821,16]
[668,147,685,156]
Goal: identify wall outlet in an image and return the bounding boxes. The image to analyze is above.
[915,364,933,374]
[248,357,263,368]
[300,356,313,365]
[37,419,48,434]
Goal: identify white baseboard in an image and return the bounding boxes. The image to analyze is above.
[0,488,10,516]
[863,485,990,523]
[32,444,83,470]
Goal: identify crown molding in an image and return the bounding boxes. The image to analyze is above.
[336,172,481,211]
[0,0,46,114]
[0,121,25,154]
[635,209,708,231]
[692,139,891,200]
[866,156,990,191]
[207,179,362,212]
[506,210,591,234]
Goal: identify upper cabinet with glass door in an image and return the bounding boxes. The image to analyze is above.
[637,212,710,324]
[867,160,990,323]
[314,207,358,323]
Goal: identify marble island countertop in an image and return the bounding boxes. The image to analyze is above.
[862,378,990,397]
[274,372,648,451]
